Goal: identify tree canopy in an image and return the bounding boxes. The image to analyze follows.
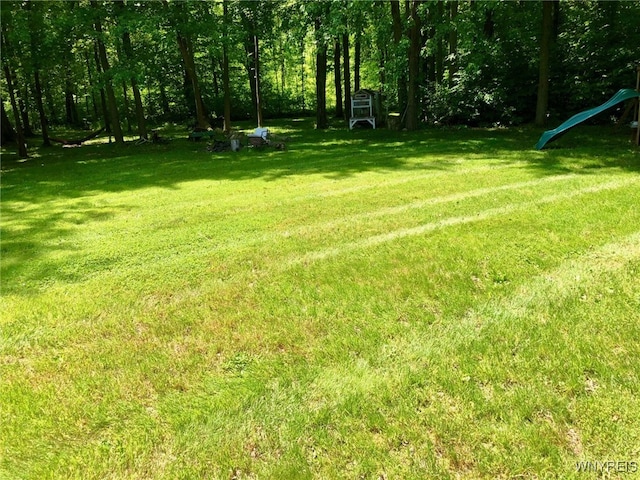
[2,0,639,156]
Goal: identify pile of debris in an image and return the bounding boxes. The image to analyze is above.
[206,140,232,152]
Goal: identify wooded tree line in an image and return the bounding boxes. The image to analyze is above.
[2,0,639,158]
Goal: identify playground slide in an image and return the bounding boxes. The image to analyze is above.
[535,88,640,150]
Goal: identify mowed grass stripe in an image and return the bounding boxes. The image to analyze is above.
[366,230,640,476]
[290,161,524,201]
[15,165,557,283]
[285,177,638,267]
[290,174,578,235]
[72,170,587,275]
[179,160,526,220]
[472,230,640,322]
[33,173,630,288]
[388,227,640,389]
[5,170,631,298]
[209,173,581,255]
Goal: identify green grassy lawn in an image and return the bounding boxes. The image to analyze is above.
[2,121,639,479]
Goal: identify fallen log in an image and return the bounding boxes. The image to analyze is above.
[49,127,105,146]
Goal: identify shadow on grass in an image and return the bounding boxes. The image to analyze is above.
[1,199,127,295]
[3,121,637,202]
[2,120,638,295]
[526,125,640,174]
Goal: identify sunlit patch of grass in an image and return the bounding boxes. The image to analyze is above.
[2,122,639,478]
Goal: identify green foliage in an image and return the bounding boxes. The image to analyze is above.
[551,1,640,116]
[1,0,639,140]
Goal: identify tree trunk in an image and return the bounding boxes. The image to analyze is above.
[300,39,306,112]
[1,27,28,157]
[19,86,34,137]
[379,47,386,93]
[1,102,16,145]
[65,70,79,126]
[159,77,170,117]
[483,8,495,39]
[129,77,146,138]
[342,33,351,120]
[2,62,28,158]
[84,51,99,119]
[253,34,263,128]
[222,51,231,132]
[535,0,554,126]
[1,104,16,145]
[448,1,458,87]
[93,43,111,133]
[222,0,232,133]
[43,73,57,124]
[93,3,124,144]
[279,38,286,109]
[315,18,328,129]
[435,1,444,85]
[354,34,361,92]
[211,57,220,99]
[26,0,50,145]
[426,5,436,84]
[390,0,407,112]
[176,33,209,129]
[122,31,148,140]
[182,71,195,118]
[334,38,343,118]
[406,0,421,131]
[122,80,132,134]
[33,70,51,146]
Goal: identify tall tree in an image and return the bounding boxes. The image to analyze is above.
[354,33,361,92]
[60,2,81,127]
[2,62,28,158]
[121,30,147,139]
[238,1,268,127]
[315,15,328,129]
[92,1,124,143]
[334,38,343,118]
[83,51,99,120]
[342,32,351,120]
[176,33,209,128]
[164,0,210,129]
[1,102,16,146]
[252,33,263,127]
[434,1,445,85]
[535,0,554,126]
[1,16,28,158]
[390,0,407,112]
[405,0,422,130]
[116,1,148,140]
[448,1,458,87]
[222,0,232,133]
[93,42,111,133]
[26,1,51,146]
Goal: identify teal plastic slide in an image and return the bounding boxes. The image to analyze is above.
[535,88,640,150]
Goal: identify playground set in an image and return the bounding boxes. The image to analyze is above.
[536,65,640,150]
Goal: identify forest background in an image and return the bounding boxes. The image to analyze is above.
[1,0,640,157]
